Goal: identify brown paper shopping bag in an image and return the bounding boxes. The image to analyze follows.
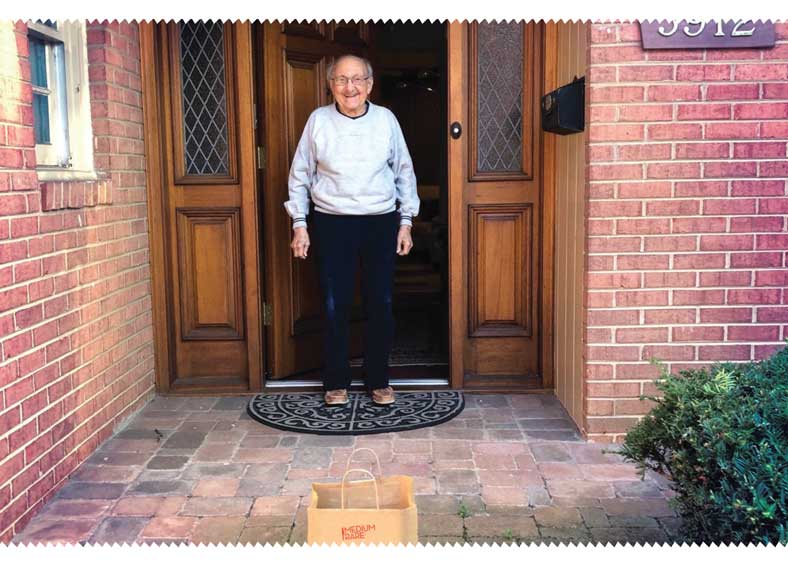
[307,448,418,545]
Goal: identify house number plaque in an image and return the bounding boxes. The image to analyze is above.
[640,20,775,49]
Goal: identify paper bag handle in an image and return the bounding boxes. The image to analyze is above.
[340,468,380,510]
[345,447,383,478]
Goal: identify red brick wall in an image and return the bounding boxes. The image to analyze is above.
[0,20,154,541]
[584,22,788,442]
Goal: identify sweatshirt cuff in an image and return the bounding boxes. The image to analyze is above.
[399,214,413,227]
[292,217,307,230]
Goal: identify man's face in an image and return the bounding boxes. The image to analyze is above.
[330,57,373,116]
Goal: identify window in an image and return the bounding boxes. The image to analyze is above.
[28,20,96,180]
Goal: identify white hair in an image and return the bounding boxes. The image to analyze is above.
[327,55,374,84]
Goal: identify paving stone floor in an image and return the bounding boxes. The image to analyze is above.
[12,393,682,545]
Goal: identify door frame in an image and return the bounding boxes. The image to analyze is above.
[140,21,557,394]
[140,22,172,392]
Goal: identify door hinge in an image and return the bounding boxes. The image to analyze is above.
[257,146,266,170]
[262,302,272,326]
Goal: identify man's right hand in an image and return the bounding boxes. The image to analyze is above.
[291,227,310,259]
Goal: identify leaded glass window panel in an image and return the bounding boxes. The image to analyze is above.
[476,22,523,173]
[180,21,230,176]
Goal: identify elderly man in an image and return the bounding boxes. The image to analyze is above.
[284,54,420,407]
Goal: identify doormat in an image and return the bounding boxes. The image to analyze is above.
[246,391,464,435]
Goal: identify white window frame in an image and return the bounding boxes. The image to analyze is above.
[28,21,97,182]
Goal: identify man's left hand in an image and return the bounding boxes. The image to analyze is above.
[396,225,413,256]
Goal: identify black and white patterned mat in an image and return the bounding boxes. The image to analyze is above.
[247,391,464,435]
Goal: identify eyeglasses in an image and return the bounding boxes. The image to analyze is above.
[330,76,369,87]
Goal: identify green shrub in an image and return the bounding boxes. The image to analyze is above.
[617,344,788,545]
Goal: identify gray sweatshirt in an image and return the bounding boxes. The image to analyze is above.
[284,101,420,229]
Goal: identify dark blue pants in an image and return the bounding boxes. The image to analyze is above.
[312,211,399,391]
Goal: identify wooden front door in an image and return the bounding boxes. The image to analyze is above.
[448,21,552,390]
[140,22,262,392]
[258,22,371,380]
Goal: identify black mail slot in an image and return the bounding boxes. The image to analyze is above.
[541,76,585,135]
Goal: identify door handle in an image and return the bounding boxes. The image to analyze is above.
[450,121,462,139]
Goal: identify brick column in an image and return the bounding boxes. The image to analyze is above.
[0,21,154,541]
[584,22,788,442]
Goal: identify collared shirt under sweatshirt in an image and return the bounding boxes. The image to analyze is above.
[284,101,420,229]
